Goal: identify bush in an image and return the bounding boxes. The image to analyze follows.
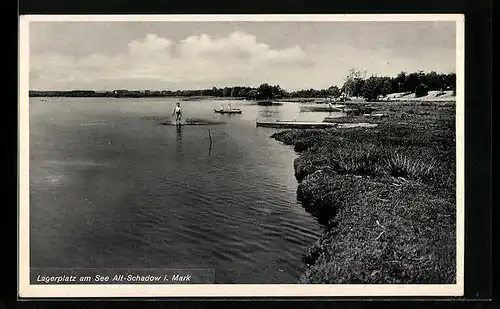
[415,83,429,97]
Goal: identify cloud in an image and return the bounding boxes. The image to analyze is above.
[29,31,455,91]
[30,32,314,90]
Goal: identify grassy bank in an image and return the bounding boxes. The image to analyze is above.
[272,101,456,284]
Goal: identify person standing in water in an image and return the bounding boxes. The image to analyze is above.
[172,102,182,125]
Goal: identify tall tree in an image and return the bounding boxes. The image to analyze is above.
[327,86,341,98]
[257,83,275,99]
[343,69,367,97]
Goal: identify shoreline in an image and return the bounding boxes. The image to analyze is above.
[271,101,456,284]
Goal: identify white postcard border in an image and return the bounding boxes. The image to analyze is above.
[18,14,465,298]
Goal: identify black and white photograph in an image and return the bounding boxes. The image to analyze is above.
[18,14,464,297]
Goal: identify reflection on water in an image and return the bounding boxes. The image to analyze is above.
[175,124,183,158]
[29,97,326,284]
[208,128,213,157]
[175,124,183,141]
[257,106,283,120]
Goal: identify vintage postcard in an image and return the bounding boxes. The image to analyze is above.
[18,14,464,298]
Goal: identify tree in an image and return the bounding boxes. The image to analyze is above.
[360,76,380,101]
[256,83,284,99]
[246,89,260,99]
[343,69,366,97]
[443,73,456,90]
[360,76,393,101]
[327,86,341,98]
[415,83,429,97]
[406,72,420,93]
[394,71,407,93]
[379,77,392,97]
[425,71,439,90]
[271,84,285,98]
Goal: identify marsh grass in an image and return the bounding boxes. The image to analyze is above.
[385,152,438,181]
[332,144,386,176]
[272,101,456,284]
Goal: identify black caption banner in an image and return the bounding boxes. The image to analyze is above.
[31,268,215,284]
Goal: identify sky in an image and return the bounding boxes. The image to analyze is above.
[29,20,457,91]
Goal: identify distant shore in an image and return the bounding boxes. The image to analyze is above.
[30,93,456,104]
[272,100,456,284]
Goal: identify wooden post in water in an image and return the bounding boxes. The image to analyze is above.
[208,128,212,155]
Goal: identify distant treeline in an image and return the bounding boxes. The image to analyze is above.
[29,70,456,101]
[342,70,456,101]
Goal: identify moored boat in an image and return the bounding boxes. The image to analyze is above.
[257,100,282,106]
[256,120,338,129]
[299,104,345,112]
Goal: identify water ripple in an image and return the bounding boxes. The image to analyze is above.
[29,98,322,283]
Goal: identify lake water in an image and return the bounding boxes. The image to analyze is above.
[29,97,344,283]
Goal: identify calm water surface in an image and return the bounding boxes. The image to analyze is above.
[29,97,344,283]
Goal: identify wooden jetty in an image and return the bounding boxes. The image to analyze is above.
[214,109,242,114]
[256,120,338,129]
[161,119,225,126]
